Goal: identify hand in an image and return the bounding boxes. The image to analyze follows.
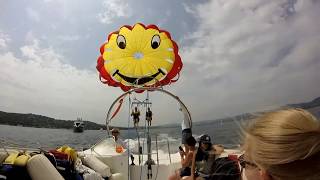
[179,151,185,157]
[190,173,195,180]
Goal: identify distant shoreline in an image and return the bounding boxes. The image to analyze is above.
[0,111,106,130]
[0,111,166,130]
[1,96,319,130]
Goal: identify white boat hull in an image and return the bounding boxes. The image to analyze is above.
[82,138,243,180]
[0,138,244,180]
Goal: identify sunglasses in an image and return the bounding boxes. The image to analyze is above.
[238,154,258,169]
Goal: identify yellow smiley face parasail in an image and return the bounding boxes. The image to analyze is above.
[97,23,182,91]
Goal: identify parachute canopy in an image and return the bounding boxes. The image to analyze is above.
[97,23,182,92]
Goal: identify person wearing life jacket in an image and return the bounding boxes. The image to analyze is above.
[131,107,140,127]
[111,128,135,165]
[146,107,153,126]
[111,128,126,153]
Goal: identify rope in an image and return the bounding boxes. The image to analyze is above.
[127,94,132,180]
[154,135,159,180]
[139,110,148,180]
[110,98,124,120]
[135,112,142,165]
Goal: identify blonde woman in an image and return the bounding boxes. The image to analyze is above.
[241,108,320,180]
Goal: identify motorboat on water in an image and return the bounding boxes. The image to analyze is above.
[79,87,243,180]
[0,23,245,179]
[0,87,244,180]
[80,137,243,180]
[73,118,85,133]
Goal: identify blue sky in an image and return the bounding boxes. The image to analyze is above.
[0,0,320,126]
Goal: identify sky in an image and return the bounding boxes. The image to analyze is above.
[0,0,320,126]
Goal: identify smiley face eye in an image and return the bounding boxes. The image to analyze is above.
[117,35,126,49]
[151,35,160,49]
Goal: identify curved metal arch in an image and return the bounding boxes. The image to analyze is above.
[105,87,192,134]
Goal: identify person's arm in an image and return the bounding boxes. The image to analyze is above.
[190,150,197,180]
[181,151,192,167]
[115,138,128,149]
[179,150,186,166]
[120,139,128,149]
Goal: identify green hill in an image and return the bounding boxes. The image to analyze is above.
[0,111,106,130]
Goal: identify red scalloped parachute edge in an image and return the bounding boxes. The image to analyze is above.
[96,23,183,92]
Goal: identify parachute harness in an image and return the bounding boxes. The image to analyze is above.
[105,87,192,180]
[131,91,156,180]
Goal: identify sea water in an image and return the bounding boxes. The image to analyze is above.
[0,119,242,152]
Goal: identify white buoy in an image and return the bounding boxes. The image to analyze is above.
[27,154,64,180]
[83,155,112,178]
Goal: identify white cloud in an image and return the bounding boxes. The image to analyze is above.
[0,31,10,49]
[26,7,40,22]
[57,35,81,41]
[178,0,320,119]
[0,38,120,123]
[97,0,132,24]
[1,0,320,125]
[25,31,36,43]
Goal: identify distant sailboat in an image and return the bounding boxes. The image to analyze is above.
[73,118,84,133]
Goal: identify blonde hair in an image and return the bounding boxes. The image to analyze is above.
[243,108,320,180]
